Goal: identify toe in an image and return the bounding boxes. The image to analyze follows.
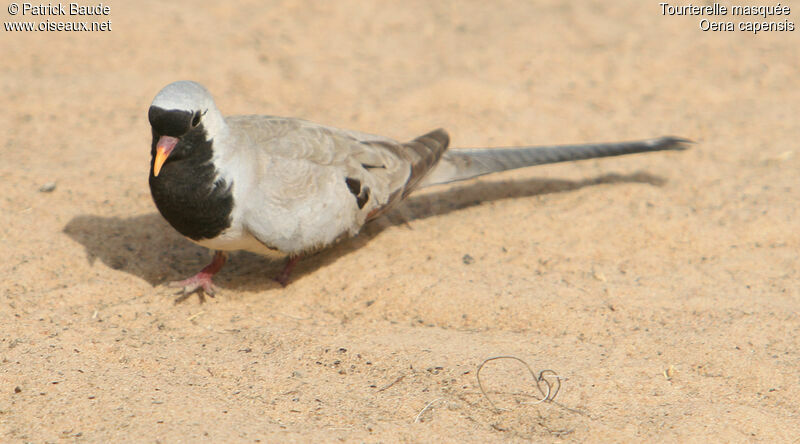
[202,283,217,297]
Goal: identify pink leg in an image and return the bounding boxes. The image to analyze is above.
[169,251,228,296]
[274,256,301,287]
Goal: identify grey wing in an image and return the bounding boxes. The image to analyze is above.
[355,129,450,221]
[226,116,450,252]
[317,126,451,221]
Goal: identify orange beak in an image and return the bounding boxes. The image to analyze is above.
[153,136,179,177]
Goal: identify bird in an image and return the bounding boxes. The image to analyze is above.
[148,80,689,296]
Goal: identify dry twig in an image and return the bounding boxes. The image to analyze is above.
[476,355,564,412]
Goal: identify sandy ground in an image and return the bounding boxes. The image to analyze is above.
[2,0,799,442]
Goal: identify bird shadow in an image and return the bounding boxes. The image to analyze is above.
[63,172,667,292]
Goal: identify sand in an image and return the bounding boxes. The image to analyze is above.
[2,0,799,441]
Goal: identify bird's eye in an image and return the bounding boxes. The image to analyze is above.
[191,111,202,127]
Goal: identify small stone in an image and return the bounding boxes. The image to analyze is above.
[39,182,56,192]
[462,254,475,265]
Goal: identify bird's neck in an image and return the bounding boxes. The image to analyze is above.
[149,129,234,241]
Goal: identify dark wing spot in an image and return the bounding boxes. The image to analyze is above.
[361,163,386,169]
[344,177,370,209]
[345,177,361,196]
[356,187,370,209]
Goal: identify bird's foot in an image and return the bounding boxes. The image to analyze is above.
[168,251,227,299]
[274,256,301,287]
[169,274,219,297]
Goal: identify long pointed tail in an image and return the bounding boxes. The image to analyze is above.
[420,136,691,187]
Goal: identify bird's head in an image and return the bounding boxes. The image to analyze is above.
[148,81,225,177]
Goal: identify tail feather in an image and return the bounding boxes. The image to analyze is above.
[365,128,450,221]
[421,136,690,187]
[400,128,451,196]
